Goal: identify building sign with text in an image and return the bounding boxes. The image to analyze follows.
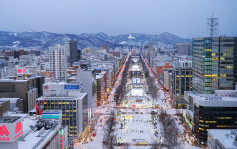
[64,83,82,90]
[0,117,23,142]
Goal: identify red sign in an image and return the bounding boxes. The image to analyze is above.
[0,125,9,136]
[0,125,10,142]
[15,121,22,134]
[17,69,22,73]
[14,121,23,139]
[17,68,26,74]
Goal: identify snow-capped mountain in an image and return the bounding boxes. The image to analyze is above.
[0,31,191,49]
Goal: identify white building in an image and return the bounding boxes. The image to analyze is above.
[0,113,69,149]
[49,45,67,81]
[43,82,82,97]
[208,129,237,149]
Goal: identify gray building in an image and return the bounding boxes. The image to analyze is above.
[177,43,191,56]
[0,98,23,112]
[66,40,78,64]
[0,76,44,113]
[77,69,96,116]
[0,100,10,116]
[37,94,87,138]
[172,60,192,108]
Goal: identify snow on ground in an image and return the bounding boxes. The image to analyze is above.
[130,88,144,96]
[115,113,163,144]
[76,56,200,149]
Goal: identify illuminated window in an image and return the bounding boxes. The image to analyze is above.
[212,57,218,60]
[205,121,216,123]
[220,74,226,77]
[205,49,211,52]
[204,74,212,77]
[226,66,233,69]
[220,57,225,60]
[211,53,216,56]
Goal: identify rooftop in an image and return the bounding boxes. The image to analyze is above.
[186,91,237,107]
[0,116,21,123]
[18,115,62,149]
[209,129,237,148]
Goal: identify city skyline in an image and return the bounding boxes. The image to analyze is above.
[0,0,237,38]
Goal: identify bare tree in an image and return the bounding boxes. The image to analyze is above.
[158,108,181,148]
[103,110,118,148]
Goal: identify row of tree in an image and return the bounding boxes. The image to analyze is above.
[114,56,131,105]
[158,108,181,148]
[139,54,159,99]
[103,110,117,149]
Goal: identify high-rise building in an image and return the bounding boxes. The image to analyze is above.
[177,43,191,56]
[148,41,153,65]
[96,71,107,106]
[192,37,237,94]
[172,60,192,108]
[184,89,237,145]
[49,45,67,81]
[65,40,78,64]
[37,93,87,138]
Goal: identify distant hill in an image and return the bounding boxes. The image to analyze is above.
[0,31,191,49]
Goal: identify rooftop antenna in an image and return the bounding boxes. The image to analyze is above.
[207,12,219,37]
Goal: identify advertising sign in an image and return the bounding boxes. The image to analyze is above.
[0,117,23,142]
[17,67,26,74]
[64,84,82,90]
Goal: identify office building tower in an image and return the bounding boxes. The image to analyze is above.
[192,37,237,94]
[65,40,78,64]
[172,60,192,108]
[148,41,153,65]
[49,45,67,81]
[184,90,237,145]
[96,71,107,106]
[37,93,87,138]
[177,43,191,56]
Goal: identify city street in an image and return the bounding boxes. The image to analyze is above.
[75,55,199,149]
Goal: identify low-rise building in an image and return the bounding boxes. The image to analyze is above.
[208,129,237,149]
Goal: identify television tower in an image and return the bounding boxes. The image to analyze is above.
[207,13,219,37]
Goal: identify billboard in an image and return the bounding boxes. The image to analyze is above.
[17,67,26,74]
[64,84,82,90]
[0,117,23,142]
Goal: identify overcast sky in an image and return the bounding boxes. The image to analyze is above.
[0,0,236,38]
